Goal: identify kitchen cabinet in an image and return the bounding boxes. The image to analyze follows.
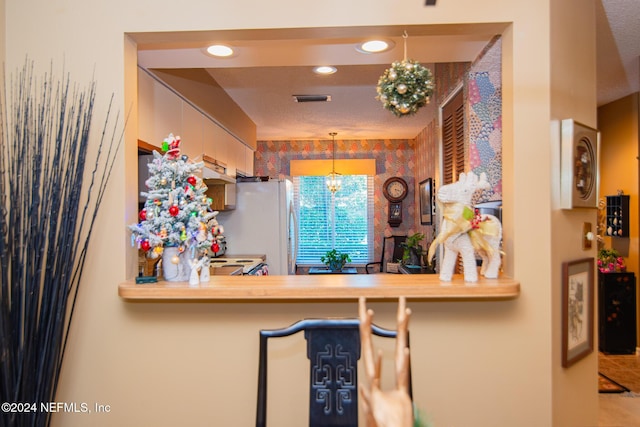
[245,145,254,176]
[138,68,255,177]
[599,272,637,354]
[180,103,203,161]
[138,69,182,147]
[202,118,219,161]
[228,138,244,176]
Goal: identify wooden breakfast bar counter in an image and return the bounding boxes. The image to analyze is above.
[118,274,520,301]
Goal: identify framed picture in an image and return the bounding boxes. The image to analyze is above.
[419,178,433,225]
[560,119,600,209]
[561,258,594,368]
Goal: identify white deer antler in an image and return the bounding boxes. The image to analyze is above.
[359,297,413,427]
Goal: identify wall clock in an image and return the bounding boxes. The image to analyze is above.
[383,177,408,227]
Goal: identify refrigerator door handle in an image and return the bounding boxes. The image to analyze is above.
[288,199,298,274]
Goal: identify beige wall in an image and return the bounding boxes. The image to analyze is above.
[2,0,598,426]
[549,1,599,425]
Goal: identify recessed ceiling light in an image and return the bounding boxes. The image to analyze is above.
[357,39,394,54]
[313,66,337,75]
[206,44,234,57]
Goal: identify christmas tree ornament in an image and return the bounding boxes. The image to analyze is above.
[169,205,179,217]
[140,240,151,251]
[196,222,207,242]
[376,31,434,117]
[139,209,147,221]
[187,175,197,186]
[164,134,182,159]
[160,177,167,186]
[212,242,220,253]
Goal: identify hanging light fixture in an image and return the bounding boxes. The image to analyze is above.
[326,132,342,193]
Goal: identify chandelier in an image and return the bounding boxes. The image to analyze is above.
[376,31,434,117]
[325,132,341,193]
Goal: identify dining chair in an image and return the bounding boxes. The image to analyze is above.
[255,318,412,427]
[366,235,407,273]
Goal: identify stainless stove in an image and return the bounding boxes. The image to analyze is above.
[209,257,268,275]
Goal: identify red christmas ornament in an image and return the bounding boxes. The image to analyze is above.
[187,175,197,186]
[140,240,151,251]
[139,209,147,221]
[169,205,180,216]
[212,242,220,253]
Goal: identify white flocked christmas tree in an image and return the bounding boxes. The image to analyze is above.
[129,134,224,282]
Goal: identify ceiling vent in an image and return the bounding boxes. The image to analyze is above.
[292,94,331,103]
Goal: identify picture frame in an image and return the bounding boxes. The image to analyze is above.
[419,178,433,225]
[561,258,594,368]
[560,119,600,209]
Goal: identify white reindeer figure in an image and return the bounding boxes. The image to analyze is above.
[428,172,502,283]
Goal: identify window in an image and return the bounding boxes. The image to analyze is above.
[294,175,373,265]
[442,88,465,184]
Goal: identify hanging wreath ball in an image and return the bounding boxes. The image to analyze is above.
[376,59,434,117]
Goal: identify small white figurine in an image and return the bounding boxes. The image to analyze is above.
[199,256,210,283]
[428,172,502,283]
[189,256,206,286]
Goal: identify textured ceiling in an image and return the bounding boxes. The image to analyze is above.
[596,0,640,106]
[203,64,436,141]
[136,2,639,141]
[136,24,501,141]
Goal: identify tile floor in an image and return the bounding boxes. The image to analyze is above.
[599,352,640,426]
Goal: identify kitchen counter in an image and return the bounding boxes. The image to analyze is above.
[118,274,519,301]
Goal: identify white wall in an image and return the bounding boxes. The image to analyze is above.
[2,0,597,426]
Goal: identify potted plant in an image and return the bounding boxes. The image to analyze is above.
[598,248,626,273]
[321,249,351,272]
[401,233,425,266]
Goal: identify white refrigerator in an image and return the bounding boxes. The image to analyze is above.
[217,179,297,275]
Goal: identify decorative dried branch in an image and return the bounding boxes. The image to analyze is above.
[0,60,123,427]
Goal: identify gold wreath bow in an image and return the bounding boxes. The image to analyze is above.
[427,202,499,263]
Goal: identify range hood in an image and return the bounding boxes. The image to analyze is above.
[202,166,236,184]
[201,155,236,210]
[201,155,236,184]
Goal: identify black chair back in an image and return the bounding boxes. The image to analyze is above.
[365,235,407,273]
[256,318,411,427]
